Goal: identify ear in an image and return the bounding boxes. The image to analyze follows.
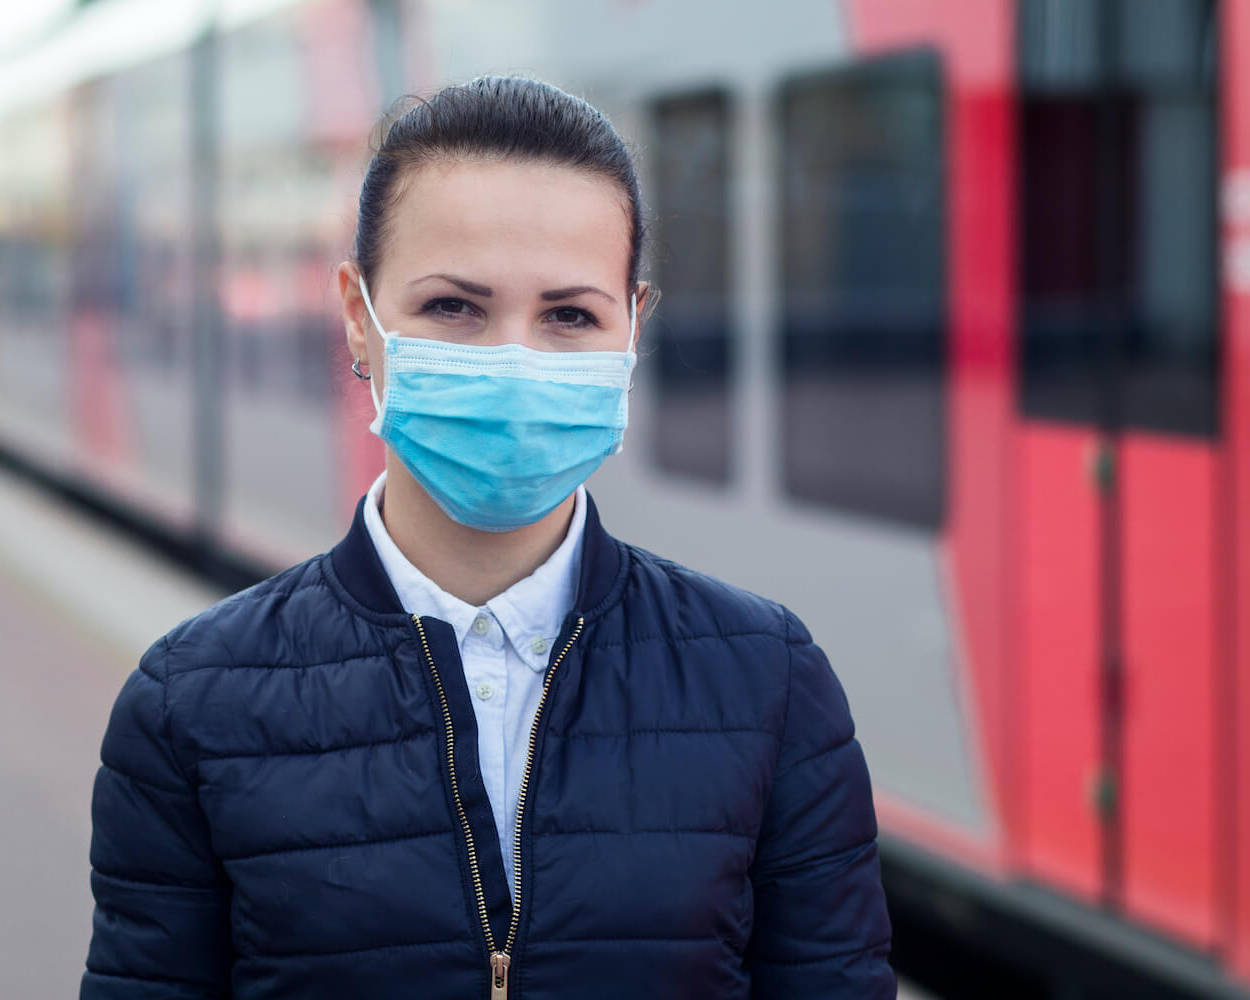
[631,280,652,344]
[337,260,371,369]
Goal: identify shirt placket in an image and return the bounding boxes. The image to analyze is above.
[463,610,510,861]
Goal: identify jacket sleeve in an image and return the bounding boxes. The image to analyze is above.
[745,610,896,999]
[81,639,233,999]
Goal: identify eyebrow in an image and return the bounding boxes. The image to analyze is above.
[407,274,617,304]
[408,273,493,296]
[541,285,618,304]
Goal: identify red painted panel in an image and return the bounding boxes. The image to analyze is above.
[847,0,1011,85]
[1222,0,1250,981]
[846,0,1017,863]
[1017,424,1103,901]
[71,307,133,482]
[945,93,1017,860]
[1118,437,1218,948]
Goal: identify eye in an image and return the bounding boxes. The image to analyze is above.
[421,297,481,319]
[546,306,599,329]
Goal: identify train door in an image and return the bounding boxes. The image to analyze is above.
[1015,0,1225,950]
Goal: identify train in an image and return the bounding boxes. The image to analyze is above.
[2,0,1249,995]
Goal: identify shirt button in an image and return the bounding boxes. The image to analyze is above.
[472,615,490,636]
[530,637,549,656]
[475,682,495,701]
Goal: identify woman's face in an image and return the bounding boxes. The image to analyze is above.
[340,158,644,382]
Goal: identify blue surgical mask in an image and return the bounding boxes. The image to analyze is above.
[359,274,637,532]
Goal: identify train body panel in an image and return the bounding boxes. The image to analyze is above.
[1223,0,1250,982]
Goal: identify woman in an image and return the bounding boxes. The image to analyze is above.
[82,77,895,999]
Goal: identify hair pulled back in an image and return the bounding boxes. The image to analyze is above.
[354,76,644,292]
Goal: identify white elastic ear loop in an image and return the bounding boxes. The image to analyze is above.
[626,292,638,355]
[620,291,640,409]
[357,274,390,415]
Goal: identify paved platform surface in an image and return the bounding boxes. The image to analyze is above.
[0,467,934,998]
[0,470,224,999]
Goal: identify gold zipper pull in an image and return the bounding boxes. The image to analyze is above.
[490,951,511,1000]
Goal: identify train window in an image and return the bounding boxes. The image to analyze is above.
[778,51,946,529]
[648,92,732,484]
[1018,0,1219,435]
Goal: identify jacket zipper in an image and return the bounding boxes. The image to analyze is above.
[412,613,585,1000]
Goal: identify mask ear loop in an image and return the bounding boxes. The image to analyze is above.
[626,292,638,355]
[357,274,389,415]
[612,291,640,452]
[623,292,639,400]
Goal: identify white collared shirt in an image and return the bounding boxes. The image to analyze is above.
[362,471,586,898]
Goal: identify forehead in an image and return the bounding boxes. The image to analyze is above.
[379,158,631,291]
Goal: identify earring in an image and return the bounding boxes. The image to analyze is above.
[352,358,371,380]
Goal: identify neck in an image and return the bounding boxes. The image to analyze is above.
[379,454,575,607]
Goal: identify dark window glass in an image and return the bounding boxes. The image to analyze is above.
[649,92,732,483]
[778,51,946,530]
[1018,0,1219,435]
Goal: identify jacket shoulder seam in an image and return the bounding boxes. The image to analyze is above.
[82,968,219,988]
[161,562,342,678]
[619,543,792,639]
[772,729,857,784]
[145,634,198,788]
[98,758,193,797]
[90,866,222,893]
[167,650,391,679]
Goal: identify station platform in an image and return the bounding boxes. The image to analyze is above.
[0,468,225,999]
[0,466,930,998]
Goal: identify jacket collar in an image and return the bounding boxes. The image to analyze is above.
[327,488,626,624]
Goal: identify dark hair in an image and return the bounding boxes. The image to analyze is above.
[354,75,644,292]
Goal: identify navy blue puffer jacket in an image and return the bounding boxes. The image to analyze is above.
[82,493,895,998]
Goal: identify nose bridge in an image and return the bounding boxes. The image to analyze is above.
[487,302,540,349]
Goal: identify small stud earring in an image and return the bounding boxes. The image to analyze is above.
[351,358,371,380]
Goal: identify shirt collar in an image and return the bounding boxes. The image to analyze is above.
[362,470,586,672]
[487,492,584,671]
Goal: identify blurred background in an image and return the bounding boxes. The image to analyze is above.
[1,0,1249,996]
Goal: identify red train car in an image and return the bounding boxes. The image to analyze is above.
[837,2,1250,994]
